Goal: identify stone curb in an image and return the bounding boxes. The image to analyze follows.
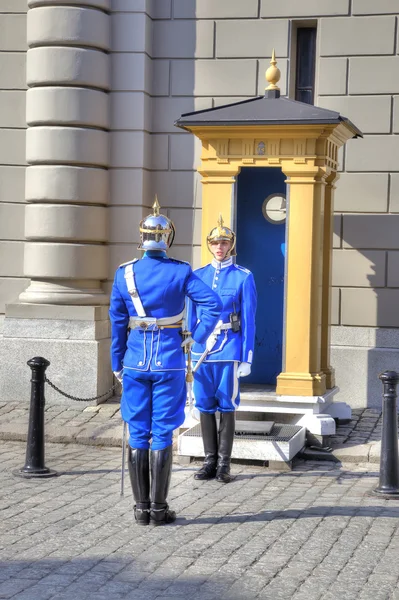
[331,442,375,463]
[0,420,124,447]
[0,421,381,464]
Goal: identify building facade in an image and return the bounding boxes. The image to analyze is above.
[0,0,398,408]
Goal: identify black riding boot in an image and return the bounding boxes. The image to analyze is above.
[194,412,218,480]
[216,412,235,483]
[150,446,176,526]
[127,448,150,526]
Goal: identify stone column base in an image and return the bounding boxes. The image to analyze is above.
[0,304,112,405]
[276,371,327,397]
[296,413,336,436]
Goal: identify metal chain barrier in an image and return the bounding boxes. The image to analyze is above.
[14,357,121,479]
[44,375,119,402]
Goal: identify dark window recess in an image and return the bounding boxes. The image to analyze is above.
[295,28,316,105]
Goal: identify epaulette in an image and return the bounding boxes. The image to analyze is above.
[234,264,251,274]
[194,264,207,274]
[169,257,190,265]
[119,258,138,268]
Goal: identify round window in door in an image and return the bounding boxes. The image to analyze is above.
[262,193,286,224]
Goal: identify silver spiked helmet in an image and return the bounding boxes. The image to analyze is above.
[138,196,175,251]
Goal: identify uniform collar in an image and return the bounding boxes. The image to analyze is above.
[211,257,233,270]
[143,250,167,259]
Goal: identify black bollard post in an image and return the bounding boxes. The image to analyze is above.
[14,357,57,478]
[373,370,399,498]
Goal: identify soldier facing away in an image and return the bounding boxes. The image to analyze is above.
[189,215,257,483]
[109,198,222,525]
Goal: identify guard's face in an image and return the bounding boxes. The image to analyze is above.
[210,240,232,261]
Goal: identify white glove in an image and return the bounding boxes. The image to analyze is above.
[113,369,123,383]
[181,335,194,348]
[237,362,251,378]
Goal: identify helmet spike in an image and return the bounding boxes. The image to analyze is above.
[217,214,224,229]
[152,194,160,216]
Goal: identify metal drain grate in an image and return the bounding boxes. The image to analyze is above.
[184,423,303,443]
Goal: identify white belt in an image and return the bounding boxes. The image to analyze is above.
[129,309,184,330]
[218,323,232,331]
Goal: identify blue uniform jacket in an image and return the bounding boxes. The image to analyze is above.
[109,254,222,373]
[189,257,257,364]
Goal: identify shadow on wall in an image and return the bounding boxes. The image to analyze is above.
[332,213,399,409]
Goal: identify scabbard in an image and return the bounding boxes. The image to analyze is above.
[192,349,210,373]
[120,420,127,497]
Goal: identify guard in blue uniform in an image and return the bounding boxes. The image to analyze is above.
[189,215,257,483]
[110,198,222,525]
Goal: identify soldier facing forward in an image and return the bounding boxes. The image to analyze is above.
[189,215,257,483]
[109,198,222,525]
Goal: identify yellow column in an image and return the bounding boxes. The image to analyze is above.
[320,171,338,389]
[199,169,239,266]
[276,166,327,397]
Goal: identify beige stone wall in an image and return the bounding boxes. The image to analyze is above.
[107,0,208,295]
[108,0,399,333]
[0,2,29,313]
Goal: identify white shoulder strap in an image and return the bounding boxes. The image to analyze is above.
[124,262,146,318]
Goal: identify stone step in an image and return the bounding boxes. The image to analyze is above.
[178,421,306,463]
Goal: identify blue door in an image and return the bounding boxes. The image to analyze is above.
[236,167,286,385]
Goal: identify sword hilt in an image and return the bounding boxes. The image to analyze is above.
[182,330,194,383]
[186,351,194,383]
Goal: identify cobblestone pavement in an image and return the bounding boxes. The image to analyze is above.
[328,408,385,446]
[2,441,399,600]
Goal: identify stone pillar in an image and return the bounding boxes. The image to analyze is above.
[0,0,112,404]
[22,0,110,304]
[276,166,327,397]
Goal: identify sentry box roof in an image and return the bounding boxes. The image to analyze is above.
[175,93,362,137]
[175,51,362,138]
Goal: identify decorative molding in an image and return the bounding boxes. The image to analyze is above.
[216,139,229,163]
[242,138,255,163]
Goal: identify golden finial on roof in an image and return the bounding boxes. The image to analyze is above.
[152,194,160,216]
[265,49,281,91]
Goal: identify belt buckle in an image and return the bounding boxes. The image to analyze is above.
[139,317,157,330]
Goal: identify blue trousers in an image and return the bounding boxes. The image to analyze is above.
[193,361,240,414]
[121,369,186,450]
